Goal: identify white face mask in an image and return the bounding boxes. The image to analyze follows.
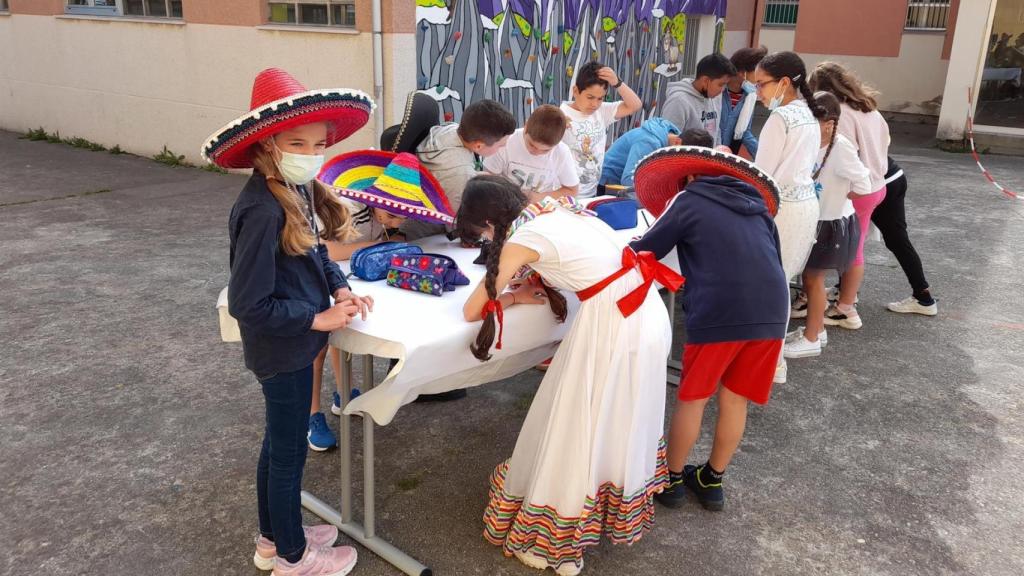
[274,142,324,185]
[767,81,785,111]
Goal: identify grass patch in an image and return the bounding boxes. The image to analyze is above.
[46,130,63,144]
[201,163,228,174]
[109,145,125,155]
[21,127,49,141]
[937,139,988,154]
[395,473,422,492]
[153,145,193,167]
[63,136,107,152]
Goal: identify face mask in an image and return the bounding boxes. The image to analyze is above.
[767,80,785,111]
[274,142,324,185]
[742,80,757,93]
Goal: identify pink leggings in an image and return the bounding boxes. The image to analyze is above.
[852,186,887,266]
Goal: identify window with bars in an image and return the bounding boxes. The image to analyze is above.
[269,1,356,28]
[0,0,9,13]
[906,0,951,30]
[763,0,799,26]
[65,0,182,18]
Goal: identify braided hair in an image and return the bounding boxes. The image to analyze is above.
[758,51,827,120]
[458,175,568,361]
[812,91,842,180]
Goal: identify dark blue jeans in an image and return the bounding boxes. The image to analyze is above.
[257,364,313,563]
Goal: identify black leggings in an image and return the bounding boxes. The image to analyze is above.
[870,173,931,298]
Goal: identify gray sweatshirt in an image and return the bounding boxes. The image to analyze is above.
[403,124,477,239]
[661,79,723,148]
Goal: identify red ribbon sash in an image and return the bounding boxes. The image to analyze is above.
[577,247,685,317]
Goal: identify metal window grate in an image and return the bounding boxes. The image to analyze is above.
[906,0,951,31]
[268,1,356,27]
[764,0,799,26]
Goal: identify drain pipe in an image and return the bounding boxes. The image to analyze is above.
[372,0,385,144]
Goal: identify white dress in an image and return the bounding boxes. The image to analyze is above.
[755,99,822,280]
[482,205,672,574]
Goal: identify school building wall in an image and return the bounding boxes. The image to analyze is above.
[725,0,959,118]
[0,1,417,165]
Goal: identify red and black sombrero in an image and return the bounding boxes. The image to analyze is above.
[634,146,781,218]
[201,68,374,169]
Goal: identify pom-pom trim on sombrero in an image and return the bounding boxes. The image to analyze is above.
[318,150,455,225]
[634,146,781,218]
[201,89,374,168]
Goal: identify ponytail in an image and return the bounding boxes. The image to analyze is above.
[797,76,827,120]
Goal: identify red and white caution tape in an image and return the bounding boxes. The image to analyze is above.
[966,88,1021,200]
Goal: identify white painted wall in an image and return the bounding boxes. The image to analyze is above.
[723,30,751,57]
[938,0,998,139]
[0,15,387,164]
[755,28,950,116]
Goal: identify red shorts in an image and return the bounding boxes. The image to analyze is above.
[678,339,783,405]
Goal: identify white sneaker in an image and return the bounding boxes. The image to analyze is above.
[787,328,826,347]
[773,356,787,384]
[823,304,863,330]
[784,328,822,358]
[887,296,938,316]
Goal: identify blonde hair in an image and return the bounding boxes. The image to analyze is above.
[809,62,879,113]
[250,144,358,257]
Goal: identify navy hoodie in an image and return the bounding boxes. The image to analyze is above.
[630,175,788,344]
[228,174,349,378]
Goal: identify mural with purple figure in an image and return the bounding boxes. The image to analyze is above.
[415,0,726,139]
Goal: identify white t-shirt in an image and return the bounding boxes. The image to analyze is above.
[483,128,580,196]
[814,134,872,220]
[560,101,620,198]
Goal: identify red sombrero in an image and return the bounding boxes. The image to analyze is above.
[634,146,781,218]
[201,68,374,169]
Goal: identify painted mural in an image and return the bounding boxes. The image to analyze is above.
[416,0,726,138]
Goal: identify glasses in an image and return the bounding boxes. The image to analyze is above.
[755,79,781,91]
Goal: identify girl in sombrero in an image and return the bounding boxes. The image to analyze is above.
[204,68,373,576]
[459,175,679,575]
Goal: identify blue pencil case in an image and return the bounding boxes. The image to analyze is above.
[350,241,423,281]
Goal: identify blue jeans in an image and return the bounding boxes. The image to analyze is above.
[257,364,313,563]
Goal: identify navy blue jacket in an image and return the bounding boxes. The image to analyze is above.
[630,175,788,344]
[228,174,349,378]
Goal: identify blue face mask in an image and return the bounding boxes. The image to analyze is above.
[767,81,785,111]
[742,80,757,93]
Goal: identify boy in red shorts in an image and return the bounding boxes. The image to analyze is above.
[629,140,789,511]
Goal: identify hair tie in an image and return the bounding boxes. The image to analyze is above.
[482,299,505,350]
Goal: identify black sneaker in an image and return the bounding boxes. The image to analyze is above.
[654,473,687,508]
[683,464,724,511]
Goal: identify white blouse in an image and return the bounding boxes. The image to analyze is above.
[754,99,820,202]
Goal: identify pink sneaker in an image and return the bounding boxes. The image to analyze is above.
[253,525,340,570]
[272,545,357,576]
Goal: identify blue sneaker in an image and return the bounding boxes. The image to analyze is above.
[307,412,337,451]
[330,390,362,416]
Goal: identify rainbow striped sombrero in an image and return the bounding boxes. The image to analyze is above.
[318,150,454,225]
